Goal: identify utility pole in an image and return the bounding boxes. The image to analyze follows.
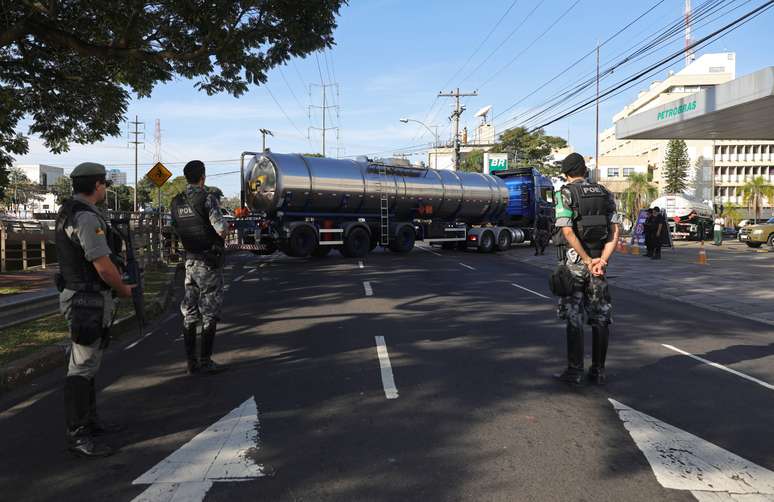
[595,42,600,181]
[128,116,145,211]
[259,128,274,151]
[308,83,339,158]
[438,88,478,170]
[684,0,695,67]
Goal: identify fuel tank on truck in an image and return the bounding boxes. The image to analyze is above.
[244,152,510,224]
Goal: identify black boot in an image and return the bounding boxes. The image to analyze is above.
[183,324,199,374]
[588,325,610,385]
[88,379,125,435]
[556,325,584,385]
[199,323,226,374]
[65,376,113,457]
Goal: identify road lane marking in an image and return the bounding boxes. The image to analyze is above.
[131,396,268,501]
[363,281,373,296]
[375,336,399,400]
[662,344,774,391]
[511,282,550,299]
[259,263,267,268]
[233,273,247,282]
[247,268,257,274]
[610,399,774,500]
[124,332,154,351]
[459,262,476,270]
[418,245,442,256]
[358,260,364,269]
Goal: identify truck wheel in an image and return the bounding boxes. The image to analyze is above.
[768,234,774,247]
[287,225,317,257]
[389,225,415,253]
[312,245,332,258]
[496,230,512,251]
[478,230,495,253]
[746,241,762,248]
[342,227,370,258]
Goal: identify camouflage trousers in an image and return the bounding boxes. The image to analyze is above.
[181,258,224,328]
[556,257,613,329]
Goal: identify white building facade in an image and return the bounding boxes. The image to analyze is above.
[15,164,64,189]
[106,168,127,185]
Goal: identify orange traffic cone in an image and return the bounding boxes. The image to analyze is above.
[631,242,640,255]
[698,241,708,265]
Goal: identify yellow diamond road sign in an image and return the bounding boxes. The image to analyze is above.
[146,162,172,187]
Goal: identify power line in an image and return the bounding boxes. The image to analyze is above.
[278,65,307,117]
[476,0,583,89]
[526,0,774,132]
[265,85,312,144]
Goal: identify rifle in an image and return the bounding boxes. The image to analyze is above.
[112,218,145,335]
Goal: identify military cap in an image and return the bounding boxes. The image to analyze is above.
[70,162,107,178]
[560,153,586,174]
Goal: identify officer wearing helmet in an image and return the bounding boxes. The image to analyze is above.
[552,153,621,385]
[55,162,135,457]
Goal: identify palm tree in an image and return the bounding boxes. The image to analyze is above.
[719,202,743,228]
[740,176,774,220]
[622,173,658,222]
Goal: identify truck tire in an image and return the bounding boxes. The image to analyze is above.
[768,233,774,248]
[389,225,415,253]
[287,225,317,257]
[342,227,370,258]
[496,230,512,251]
[312,245,332,258]
[478,230,495,253]
[746,241,762,248]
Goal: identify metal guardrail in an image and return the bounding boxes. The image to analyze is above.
[0,289,60,330]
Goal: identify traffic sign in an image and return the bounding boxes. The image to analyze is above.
[146,162,172,187]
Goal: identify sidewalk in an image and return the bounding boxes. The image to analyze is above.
[508,240,774,326]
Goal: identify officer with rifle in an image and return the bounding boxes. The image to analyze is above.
[171,160,229,375]
[549,153,621,385]
[55,162,136,457]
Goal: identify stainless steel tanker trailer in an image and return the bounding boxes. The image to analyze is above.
[239,151,554,258]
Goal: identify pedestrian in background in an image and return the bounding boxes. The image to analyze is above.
[533,211,552,256]
[55,162,135,457]
[713,214,726,246]
[171,160,230,375]
[643,208,655,257]
[552,153,621,385]
[651,206,666,260]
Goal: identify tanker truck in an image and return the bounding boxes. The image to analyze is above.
[651,194,713,240]
[239,151,554,258]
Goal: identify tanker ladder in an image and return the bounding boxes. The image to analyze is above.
[377,163,390,246]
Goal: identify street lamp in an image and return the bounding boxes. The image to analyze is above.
[399,118,439,169]
[259,128,274,151]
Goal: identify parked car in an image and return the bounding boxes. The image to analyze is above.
[738,217,774,248]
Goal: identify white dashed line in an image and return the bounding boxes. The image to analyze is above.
[259,263,267,268]
[247,268,257,274]
[375,336,399,400]
[233,273,247,282]
[358,261,364,269]
[363,281,373,296]
[662,344,774,391]
[459,262,476,271]
[511,282,550,299]
[124,332,154,351]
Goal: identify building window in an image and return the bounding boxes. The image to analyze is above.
[607,168,620,178]
[623,167,635,177]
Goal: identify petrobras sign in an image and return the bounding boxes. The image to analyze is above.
[657,100,697,121]
[484,153,508,174]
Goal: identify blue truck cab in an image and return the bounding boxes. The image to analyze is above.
[493,167,556,228]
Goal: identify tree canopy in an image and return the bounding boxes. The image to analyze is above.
[663,139,690,194]
[459,149,484,173]
[492,127,567,176]
[0,1,345,196]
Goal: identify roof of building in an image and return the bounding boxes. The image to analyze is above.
[615,66,774,140]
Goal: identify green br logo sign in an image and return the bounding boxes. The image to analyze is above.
[488,158,508,171]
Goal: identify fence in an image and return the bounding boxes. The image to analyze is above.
[1,211,241,272]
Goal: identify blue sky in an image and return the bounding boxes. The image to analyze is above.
[15,0,774,197]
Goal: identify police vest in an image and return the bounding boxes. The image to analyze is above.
[565,182,611,258]
[55,199,121,290]
[170,190,222,254]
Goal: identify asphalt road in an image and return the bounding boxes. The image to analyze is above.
[0,244,772,501]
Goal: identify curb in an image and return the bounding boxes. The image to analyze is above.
[506,255,774,329]
[0,263,184,393]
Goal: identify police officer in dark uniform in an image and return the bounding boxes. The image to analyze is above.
[552,153,621,385]
[171,160,229,375]
[56,162,135,457]
[651,206,666,260]
[533,211,552,256]
[643,208,655,257]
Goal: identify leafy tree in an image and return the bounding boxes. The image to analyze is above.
[0,1,345,195]
[158,176,189,210]
[663,139,690,194]
[740,176,774,221]
[220,196,242,211]
[50,175,73,204]
[719,202,743,228]
[622,173,657,222]
[0,167,43,211]
[493,127,567,176]
[459,149,484,173]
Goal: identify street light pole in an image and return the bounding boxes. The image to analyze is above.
[400,118,439,169]
[259,128,274,151]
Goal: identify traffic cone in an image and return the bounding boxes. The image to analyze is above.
[630,242,640,255]
[698,241,708,265]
